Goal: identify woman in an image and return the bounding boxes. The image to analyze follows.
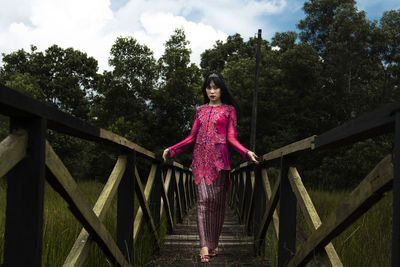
[162,72,258,263]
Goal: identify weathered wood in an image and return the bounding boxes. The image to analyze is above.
[252,166,265,255]
[288,154,393,267]
[182,172,189,214]
[262,136,315,162]
[4,118,46,267]
[278,156,297,267]
[261,168,279,239]
[117,152,135,262]
[45,141,130,267]
[255,177,280,250]
[393,112,400,267]
[134,164,160,246]
[0,129,28,178]
[159,165,174,233]
[288,167,343,267]
[315,102,400,150]
[246,169,256,235]
[239,170,247,222]
[174,169,184,223]
[64,155,127,267]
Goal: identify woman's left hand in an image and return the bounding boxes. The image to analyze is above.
[247,151,259,164]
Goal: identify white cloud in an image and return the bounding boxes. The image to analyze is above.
[0,0,290,72]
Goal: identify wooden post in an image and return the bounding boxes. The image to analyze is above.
[167,167,175,230]
[393,112,400,267]
[4,117,46,267]
[151,163,163,232]
[253,166,265,255]
[278,156,297,267]
[250,29,262,151]
[117,151,135,263]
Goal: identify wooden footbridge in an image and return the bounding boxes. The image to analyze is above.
[0,83,399,266]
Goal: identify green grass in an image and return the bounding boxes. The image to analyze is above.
[1,177,392,267]
[265,189,392,267]
[0,177,168,266]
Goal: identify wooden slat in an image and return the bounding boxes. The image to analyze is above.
[182,172,188,213]
[133,164,157,243]
[239,170,247,221]
[159,168,174,230]
[255,177,280,250]
[246,170,256,233]
[0,129,28,178]
[262,135,316,162]
[261,168,279,239]
[315,102,400,149]
[45,141,130,267]
[288,167,343,267]
[64,156,127,267]
[174,169,184,222]
[288,154,393,267]
[99,129,155,159]
[134,165,160,247]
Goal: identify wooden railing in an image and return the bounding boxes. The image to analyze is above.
[0,84,196,266]
[229,101,400,267]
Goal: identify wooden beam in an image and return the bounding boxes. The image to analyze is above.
[134,165,160,247]
[262,136,315,162]
[288,154,393,267]
[0,129,28,178]
[288,167,343,267]
[255,177,280,250]
[314,102,400,149]
[45,141,130,267]
[64,156,127,266]
[133,164,157,244]
[4,118,46,267]
[261,168,279,239]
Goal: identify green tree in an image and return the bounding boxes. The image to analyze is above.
[152,28,201,163]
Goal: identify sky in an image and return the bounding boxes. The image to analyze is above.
[1,0,399,73]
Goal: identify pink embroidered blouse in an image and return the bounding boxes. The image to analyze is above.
[168,104,249,185]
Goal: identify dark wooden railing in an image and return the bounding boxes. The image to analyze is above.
[229,101,400,267]
[228,103,400,267]
[0,84,196,266]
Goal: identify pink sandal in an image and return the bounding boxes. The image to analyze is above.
[199,254,210,263]
[210,248,219,257]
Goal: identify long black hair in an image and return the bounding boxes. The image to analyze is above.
[201,72,239,111]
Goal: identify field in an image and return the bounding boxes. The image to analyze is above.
[0,178,392,266]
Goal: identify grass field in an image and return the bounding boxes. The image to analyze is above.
[0,177,392,266]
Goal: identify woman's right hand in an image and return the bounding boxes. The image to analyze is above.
[162,148,170,162]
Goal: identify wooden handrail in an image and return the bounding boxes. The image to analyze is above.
[0,84,196,266]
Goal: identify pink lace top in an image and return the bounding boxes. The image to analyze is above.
[168,104,249,185]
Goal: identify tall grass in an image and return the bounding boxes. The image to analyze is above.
[265,189,392,267]
[0,178,166,266]
[1,177,392,266]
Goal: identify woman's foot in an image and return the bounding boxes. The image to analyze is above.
[199,247,209,263]
[210,247,219,257]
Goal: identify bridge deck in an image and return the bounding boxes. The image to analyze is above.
[146,206,270,266]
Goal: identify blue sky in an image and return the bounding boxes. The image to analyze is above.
[1,0,399,72]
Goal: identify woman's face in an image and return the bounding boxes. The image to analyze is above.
[206,80,221,103]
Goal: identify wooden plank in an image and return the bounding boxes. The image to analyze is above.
[261,168,279,239]
[278,156,297,267]
[134,164,160,247]
[159,167,174,231]
[239,170,247,222]
[99,129,155,159]
[64,155,127,267]
[133,164,157,244]
[315,102,400,150]
[174,169,184,223]
[288,154,393,267]
[288,167,343,267]
[245,169,256,234]
[44,141,130,267]
[4,118,46,267]
[0,129,28,178]
[262,136,315,162]
[255,177,280,250]
[116,152,135,262]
